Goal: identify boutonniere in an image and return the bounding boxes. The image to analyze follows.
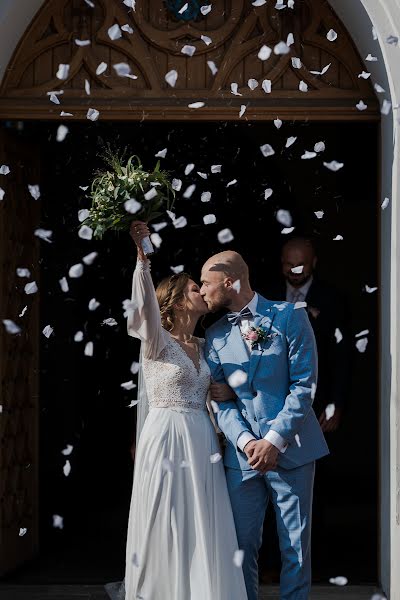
[242,326,271,349]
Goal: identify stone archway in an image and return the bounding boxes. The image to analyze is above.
[0,1,399,597]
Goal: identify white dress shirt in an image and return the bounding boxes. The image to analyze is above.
[286,275,313,304]
[234,293,288,454]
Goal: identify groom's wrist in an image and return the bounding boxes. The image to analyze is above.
[264,430,288,453]
[237,431,256,452]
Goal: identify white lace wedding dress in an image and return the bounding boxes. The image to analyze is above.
[109,259,247,600]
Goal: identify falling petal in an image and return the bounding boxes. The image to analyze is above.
[301,151,317,159]
[173,216,187,229]
[233,550,245,568]
[274,118,282,129]
[230,82,242,96]
[42,325,54,338]
[183,184,196,199]
[276,209,292,227]
[365,54,378,62]
[84,341,94,356]
[323,161,344,171]
[314,210,324,219]
[386,35,399,45]
[127,400,139,408]
[260,144,275,157]
[264,188,273,200]
[381,197,389,210]
[329,576,348,586]
[84,79,91,95]
[356,100,368,111]
[233,280,241,293]
[52,515,64,529]
[365,285,378,293]
[211,165,222,173]
[239,105,247,118]
[83,252,98,265]
[56,125,69,142]
[262,79,272,93]
[226,179,237,187]
[314,141,325,153]
[281,227,295,234]
[356,329,370,338]
[258,45,272,61]
[19,528,27,537]
[228,370,248,387]
[310,63,331,76]
[333,235,343,241]
[188,102,205,109]
[69,263,84,278]
[56,64,70,79]
[327,29,338,42]
[87,108,100,121]
[181,45,196,57]
[144,187,158,201]
[0,187,4,200]
[75,39,91,46]
[34,228,53,243]
[218,228,234,244]
[124,198,142,214]
[291,57,302,69]
[203,214,216,224]
[325,403,336,420]
[358,71,371,79]
[201,191,212,202]
[121,24,134,33]
[102,318,118,326]
[374,83,385,93]
[287,32,294,46]
[74,331,84,342]
[24,281,38,295]
[121,380,137,390]
[162,458,174,472]
[335,328,343,343]
[59,277,69,293]
[381,100,392,115]
[165,69,178,87]
[248,78,259,90]
[299,81,308,92]
[17,268,31,278]
[60,111,73,117]
[252,0,266,4]
[155,148,167,158]
[294,301,307,309]
[108,24,122,40]
[49,93,60,105]
[150,233,162,248]
[172,178,182,191]
[28,184,40,200]
[78,225,93,240]
[291,265,303,274]
[63,460,71,476]
[207,60,218,75]
[274,41,290,55]
[201,35,212,45]
[286,136,297,148]
[152,222,167,232]
[210,453,222,463]
[88,298,100,311]
[200,4,212,15]
[96,62,108,75]
[170,265,184,274]
[2,320,21,335]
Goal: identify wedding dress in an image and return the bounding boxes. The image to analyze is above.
[108,259,247,600]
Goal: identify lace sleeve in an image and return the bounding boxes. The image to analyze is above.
[127,259,168,360]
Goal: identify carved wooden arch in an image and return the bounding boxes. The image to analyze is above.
[0,0,379,120]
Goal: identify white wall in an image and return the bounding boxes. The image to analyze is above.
[1,0,400,596]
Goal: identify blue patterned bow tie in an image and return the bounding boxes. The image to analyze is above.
[227,307,253,326]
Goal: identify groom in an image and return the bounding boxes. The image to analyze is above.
[200,251,329,600]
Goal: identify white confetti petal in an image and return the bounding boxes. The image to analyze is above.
[63,460,71,477]
[75,39,91,46]
[87,108,99,121]
[329,576,348,586]
[333,235,343,241]
[56,125,69,142]
[218,228,234,244]
[286,136,297,148]
[83,251,98,265]
[152,221,167,232]
[356,100,368,111]
[165,69,178,87]
[19,305,27,317]
[281,227,295,234]
[233,550,245,568]
[155,148,167,158]
[276,209,292,227]
[188,102,205,109]
[49,93,60,105]
[365,54,378,62]
[61,444,73,456]
[334,328,343,343]
[374,83,385,94]
[258,45,272,61]
[211,164,222,173]
[201,35,212,45]
[28,184,40,200]
[200,4,212,15]
[264,188,273,200]
[260,144,275,157]
[358,70,371,79]
[365,285,378,293]
[314,210,324,219]
[230,82,242,96]
[207,61,218,75]
[310,63,331,76]
[108,24,122,40]
[121,380,136,390]
[121,23,134,33]
[96,62,108,75]
[201,191,212,203]
[88,298,100,311]
[172,178,182,191]
[233,279,241,293]
[123,0,136,7]
[59,277,69,293]
[78,225,93,240]
[74,331,84,342]
[299,80,308,92]
[42,325,53,338]
[287,33,294,46]
[210,452,222,464]
[291,57,302,69]
[325,403,336,420]
[386,35,399,46]
[252,0,266,4]
[102,318,118,326]
[301,151,317,159]
[381,197,389,210]
[53,515,64,529]
[181,45,196,57]
[2,320,21,334]
[60,111,73,117]
[381,100,392,115]
[239,105,247,118]
[34,228,53,243]
[173,216,187,229]
[17,268,31,278]
[150,232,162,248]
[84,78,91,95]
[144,187,158,201]
[274,41,290,55]
[69,263,84,278]
[56,63,70,80]
[84,341,94,356]
[248,78,258,90]
[228,370,248,388]
[291,265,303,274]
[170,265,184,274]
[130,361,140,375]
[124,198,142,214]
[226,179,237,187]
[183,184,196,198]
[274,118,282,129]
[24,281,38,295]
[323,160,344,172]
[203,214,216,224]
[327,29,338,42]
[184,163,195,176]
[260,79,271,94]
[19,528,27,537]
[0,187,5,200]
[314,141,325,153]
[113,62,134,77]
[356,329,369,338]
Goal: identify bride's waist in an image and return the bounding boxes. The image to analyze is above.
[149,401,207,412]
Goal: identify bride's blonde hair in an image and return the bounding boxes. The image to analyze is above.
[156,273,191,331]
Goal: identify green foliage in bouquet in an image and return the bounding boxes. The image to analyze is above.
[83,148,175,239]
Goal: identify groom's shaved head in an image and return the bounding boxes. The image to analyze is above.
[202,251,249,283]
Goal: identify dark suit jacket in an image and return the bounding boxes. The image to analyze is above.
[265,278,352,417]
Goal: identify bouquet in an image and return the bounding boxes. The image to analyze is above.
[83,148,175,254]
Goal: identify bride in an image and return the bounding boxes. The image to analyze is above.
[111,221,248,600]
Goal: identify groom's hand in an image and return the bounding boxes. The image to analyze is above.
[247,440,279,474]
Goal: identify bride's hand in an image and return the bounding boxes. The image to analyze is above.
[210,382,236,403]
[130,221,150,259]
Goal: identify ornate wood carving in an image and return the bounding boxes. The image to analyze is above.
[0,0,378,120]
[0,128,40,574]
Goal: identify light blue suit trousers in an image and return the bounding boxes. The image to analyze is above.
[225,462,315,600]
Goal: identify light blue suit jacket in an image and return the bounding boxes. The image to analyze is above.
[205,295,329,471]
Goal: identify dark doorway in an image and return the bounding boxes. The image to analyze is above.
[2,118,378,584]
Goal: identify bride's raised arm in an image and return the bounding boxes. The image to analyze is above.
[127,221,168,360]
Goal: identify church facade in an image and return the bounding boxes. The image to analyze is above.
[0,0,399,597]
